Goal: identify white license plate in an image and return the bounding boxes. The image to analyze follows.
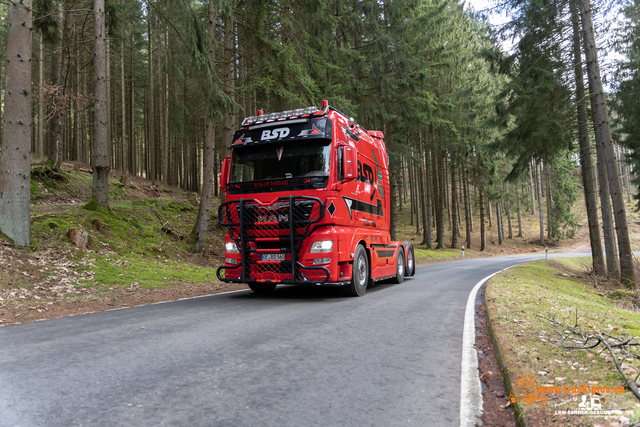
[261,254,286,261]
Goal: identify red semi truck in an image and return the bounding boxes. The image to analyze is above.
[217,100,415,296]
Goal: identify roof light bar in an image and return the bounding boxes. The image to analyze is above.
[242,104,327,126]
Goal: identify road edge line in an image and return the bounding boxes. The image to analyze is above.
[459,266,512,427]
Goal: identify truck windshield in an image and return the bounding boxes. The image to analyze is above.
[231,140,331,183]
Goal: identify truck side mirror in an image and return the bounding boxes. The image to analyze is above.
[343,146,357,181]
[220,156,231,191]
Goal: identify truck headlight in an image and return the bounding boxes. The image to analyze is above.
[310,240,333,253]
[225,242,240,253]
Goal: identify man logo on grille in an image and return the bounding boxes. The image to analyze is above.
[276,146,284,161]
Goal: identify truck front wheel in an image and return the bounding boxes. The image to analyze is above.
[344,245,369,296]
[392,247,405,284]
[248,283,277,294]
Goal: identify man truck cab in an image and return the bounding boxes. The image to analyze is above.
[217,100,415,296]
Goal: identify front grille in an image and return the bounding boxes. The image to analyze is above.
[217,196,330,285]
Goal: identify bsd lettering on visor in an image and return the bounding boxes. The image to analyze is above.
[261,128,290,140]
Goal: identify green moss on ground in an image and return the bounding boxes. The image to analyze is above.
[78,253,219,289]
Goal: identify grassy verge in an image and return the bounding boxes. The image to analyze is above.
[414,247,467,264]
[487,258,640,426]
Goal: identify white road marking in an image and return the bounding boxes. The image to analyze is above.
[459,266,513,427]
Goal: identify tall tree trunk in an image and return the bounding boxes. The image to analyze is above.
[0,0,32,246]
[431,148,439,246]
[106,38,112,170]
[164,26,171,185]
[479,188,486,251]
[221,13,235,202]
[399,154,404,210]
[506,185,513,239]
[91,0,109,208]
[157,29,166,184]
[38,32,44,158]
[444,157,451,231]
[424,149,432,249]
[463,166,471,249]
[436,151,445,249]
[130,37,135,176]
[529,163,536,214]
[120,40,127,176]
[147,18,155,180]
[51,1,64,170]
[537,161,545,245]
[497,202,504,245]
[409,152,415,228]
[73,25,80,162]
[580,0,633,281]
[626,152,632,203]
[545,163,552,240]
[450,160,458,248]
[517,192,523,238]
[192,0,218,253]
[467,174,473,232]
[570,0,604,275]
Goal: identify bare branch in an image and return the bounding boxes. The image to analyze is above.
[600,335,640,401]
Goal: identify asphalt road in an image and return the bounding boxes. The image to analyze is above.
[0,253,564,427]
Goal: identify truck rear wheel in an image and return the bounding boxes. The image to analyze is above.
[248,283,277,294]
[344,245,369,296]
[406,246,415,276]
[392,247,405,284]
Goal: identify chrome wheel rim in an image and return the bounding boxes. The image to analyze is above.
[407,250,413,272]
[397,252,404,277]
[357,255,367,287]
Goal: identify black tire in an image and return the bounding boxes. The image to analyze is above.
[406,245,415,277]
[392,247,405,284]
[344,245,369,296]
[248,283,277,294]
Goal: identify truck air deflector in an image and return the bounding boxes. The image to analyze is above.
[217,196,330,285]
[232,118,333,146]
